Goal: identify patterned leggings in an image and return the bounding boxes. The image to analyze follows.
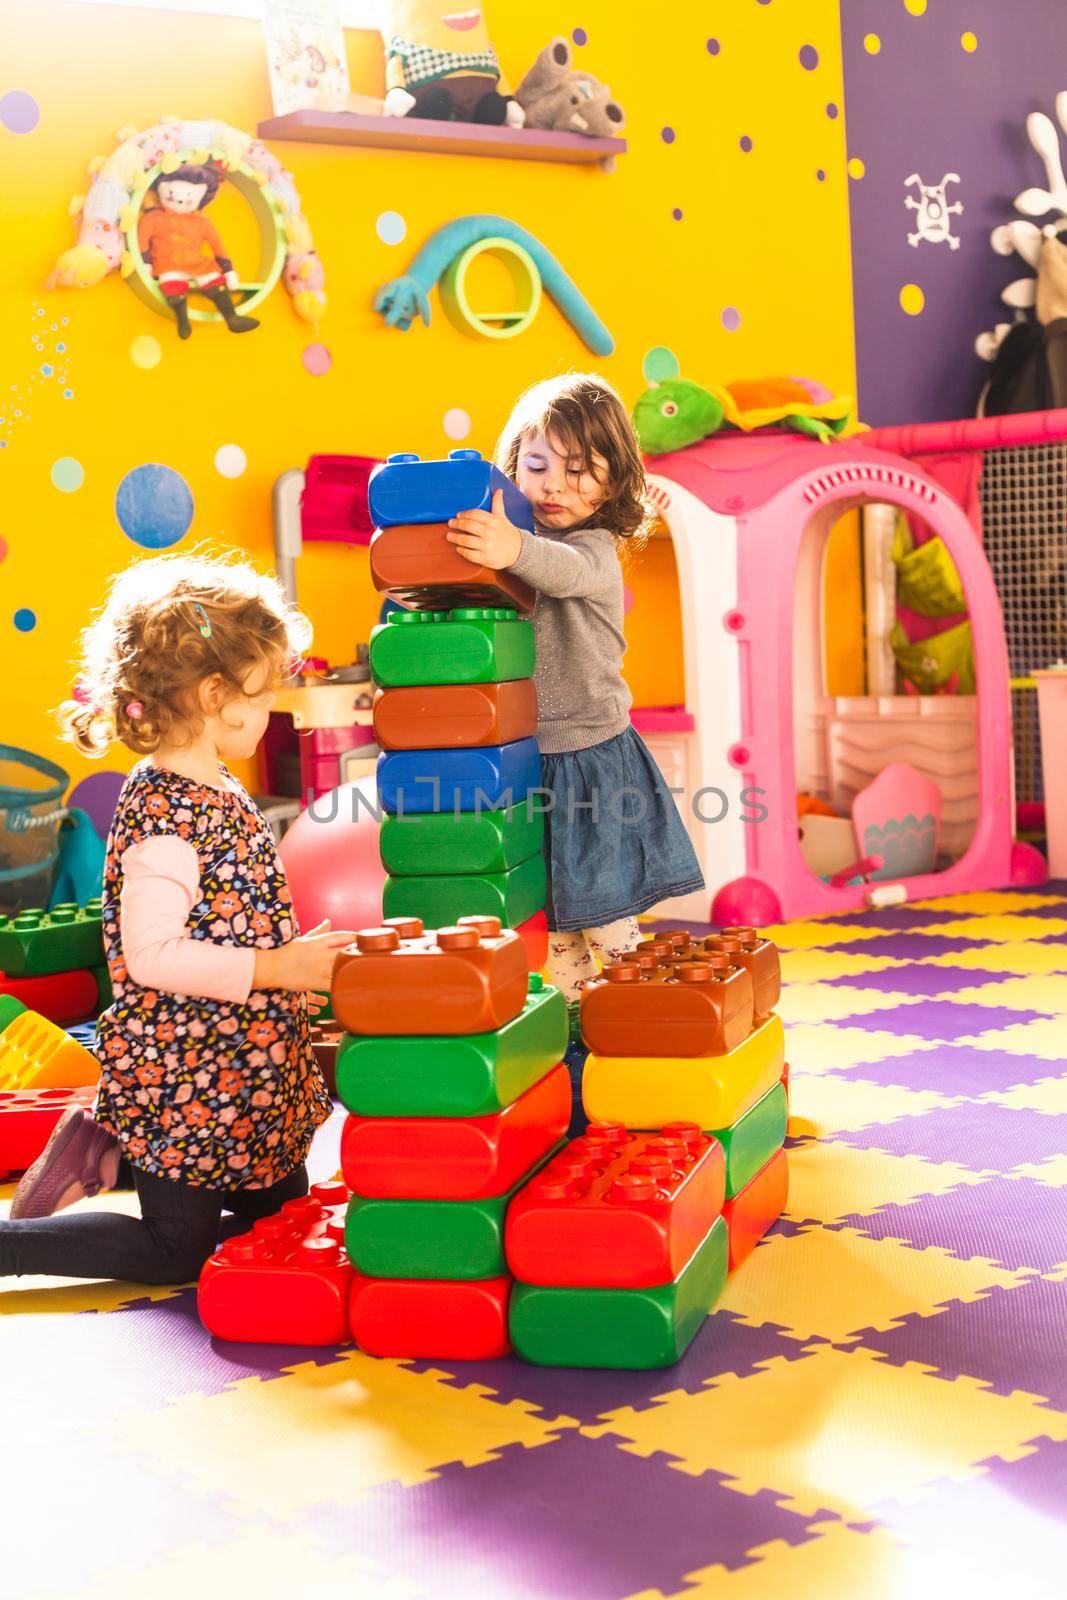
[544,916,642,1003]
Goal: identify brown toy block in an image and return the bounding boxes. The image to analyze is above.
[372,680,538,751]
[370,523,536,613]
[580,955,755,1057]
[331,914,529,1037]
[709,928,781,1021]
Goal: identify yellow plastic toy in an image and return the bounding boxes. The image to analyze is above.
[582,1014,785,1131]
[0,1010,100,1092]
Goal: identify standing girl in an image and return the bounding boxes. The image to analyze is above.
[448,372,704,1012]
[1,553,353,1285]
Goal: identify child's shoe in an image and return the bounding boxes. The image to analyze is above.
[10,1109,121,1220]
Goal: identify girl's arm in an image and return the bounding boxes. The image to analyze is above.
[506,527,618,600]
[120,835,256,1002]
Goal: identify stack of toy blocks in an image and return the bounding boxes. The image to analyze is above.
[367,449,548,971]
[333,915,569,1360]
[581,926,789,1275]
[0,900,110,1025]
[0,992,101,1179]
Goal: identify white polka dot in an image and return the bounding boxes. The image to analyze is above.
[376,211,407,246]
[443,408,472,441]
[214,444,247,479]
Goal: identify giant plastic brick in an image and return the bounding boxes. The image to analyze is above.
[704,928,781,1022]
[0,967,102,1025]
[336,974,566,1118]
[579,957,755,1059]
[345,1142,564,1280]
[331,916,528,1037]
[722,1146,789,1269]
[370,523,536,613]
[582,1014,786,1133]
[505,1120,725,1288]
[373,680,538,751]
[349,1273,512,1359]
[0,902,104,979]
[377,736,541,816]
[341,1062,569,1201]
[382,853,546,931]
[516,910,548,972]
[509,1213,728,1369]
[379,803,543,877]
[713,1081,788,1200]
[0,1006,100,1091]
[368,449,536,532]
[0,1084,96,1179]
[369,607,536,688]
[197,1181,354,1345]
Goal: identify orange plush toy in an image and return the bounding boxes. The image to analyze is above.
[136,163,259,340]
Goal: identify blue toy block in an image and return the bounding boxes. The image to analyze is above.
[368,450,535,533]
[377,737,541,816]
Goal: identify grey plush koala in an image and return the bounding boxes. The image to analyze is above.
[515,36,625,137]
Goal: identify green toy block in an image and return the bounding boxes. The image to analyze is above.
[713,1081,789,1200]
[0,994,27,1033]
[345,1140,564,1279]
[92,965,113,1010]
[380,804,543,877]
[509,1215,729,1369]
[382,852,546,929]
[0,901,104,978]
[369,607,536,688]
[335,976,567,1118]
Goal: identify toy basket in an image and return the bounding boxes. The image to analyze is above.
[0,747,68,917]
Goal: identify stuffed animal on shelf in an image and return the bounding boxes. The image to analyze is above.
[634,373,861,454]
[136,162,259,340]
[380,0,525,126]
[515,37,625,137]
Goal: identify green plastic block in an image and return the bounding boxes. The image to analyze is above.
[92,964,113,1010]
[509,1215,729,1369]
[713,1081,788,1200]
[383,851,546,928]
[0,994,27,1034]
[380,804,543,877]
[335,976,567,1118]
[345,1139,564,1279]
[0,901,104,978]
[369,608,536,688]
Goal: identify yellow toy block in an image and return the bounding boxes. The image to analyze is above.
[582,1015,785,1132]
[0,1010,100,1091]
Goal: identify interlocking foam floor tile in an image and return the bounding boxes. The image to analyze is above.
[1011,1154,1067,1188]
[788,1075,960,1139]
[774,984,921,1026]
[782,1024,936,1077]
[103,1353,577,1518]
[957,1015,1067,1061]
[778,949,907,985]
[982,1074,1067,1116]
[823,962,992,997]
[907,891,1066,914]
[915,915,1067,943]
[834,998,1048,1039]
[783,1138,986,1227]
[824,933,980,959]
[760,922,891,951]
[622,1521,907,1600]
[836,1099,1067,1174]
[583,1345,1067,1520]
[715,1226,1029,1345]
[948,975,1067,1014]
[923,939,1067,975]
[826,1042,1059,1098]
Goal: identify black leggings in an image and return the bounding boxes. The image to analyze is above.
[0,1163,309,1286]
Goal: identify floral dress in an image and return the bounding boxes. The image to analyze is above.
[95,763,332,1188]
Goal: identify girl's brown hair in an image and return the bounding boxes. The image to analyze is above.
[58,549,312,757]
[495,372,650,541]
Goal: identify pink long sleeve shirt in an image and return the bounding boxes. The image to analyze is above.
[120,834,256,1003]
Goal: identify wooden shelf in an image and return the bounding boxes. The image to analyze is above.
[257,110,625,166]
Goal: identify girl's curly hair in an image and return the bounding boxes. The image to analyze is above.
[495,372,651,542]
[58,549,312,758]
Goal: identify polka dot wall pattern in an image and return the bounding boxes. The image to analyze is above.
[376,211,407,246]
[115,464,194,550]
[13,608,36,633]
[303,343,332,376]
[0,91,40,134]
[443,409,471,441]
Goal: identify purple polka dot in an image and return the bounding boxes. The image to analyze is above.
[572,28,587,46]
[816,169,826,182]
[799,45,819,70]
[721,306,742,332]
[672,207,684,221]
[302,342,332,376]
[826,102,839,118]
[706,38,720,55]
[0,91,40,135]
[740,135,753,152]
[661,126,675,144]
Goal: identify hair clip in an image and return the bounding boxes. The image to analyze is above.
[126,701,143,720]
[192,602,213,639]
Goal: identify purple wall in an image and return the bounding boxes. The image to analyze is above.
[842,0,1067,426]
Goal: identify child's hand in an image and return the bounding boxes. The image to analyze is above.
[254,919,356,997]
[447,490,524,570]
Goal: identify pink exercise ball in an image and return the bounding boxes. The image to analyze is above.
[279,777,385,933]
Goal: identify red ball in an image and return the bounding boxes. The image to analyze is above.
[279,778,385,933]
[710,876,781,927]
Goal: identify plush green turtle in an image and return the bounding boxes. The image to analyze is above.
[633,368,862,455]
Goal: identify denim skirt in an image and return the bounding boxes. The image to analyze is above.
[540,726,705,932]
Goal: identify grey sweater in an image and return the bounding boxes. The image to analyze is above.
[507,524,633,754]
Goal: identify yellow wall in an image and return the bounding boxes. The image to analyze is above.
[1,0,856,795]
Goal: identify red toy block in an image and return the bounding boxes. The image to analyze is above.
[197,1180,354,1345]
[372,680,538,751]
[0,1085,96,1179]
[349,1273,512,1360]
[722,1146,789,1270]
[0,968,101,1026]
[579,956,755,1058]
[515,910,548,971]
[505,1120,726,1288]
[340,1061,570,1200]
[331,915,529,1037]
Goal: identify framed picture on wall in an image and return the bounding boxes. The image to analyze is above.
[262,0,350,115]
